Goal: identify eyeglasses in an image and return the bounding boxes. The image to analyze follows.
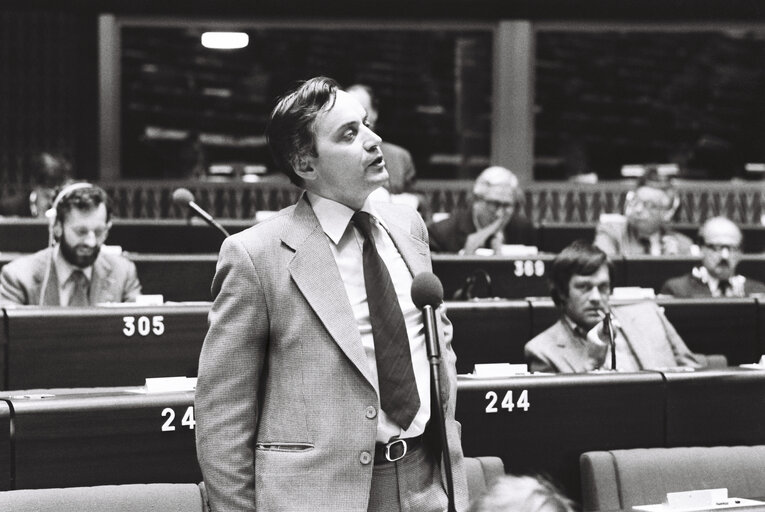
[702,243,740,253]
[476,195,515,211]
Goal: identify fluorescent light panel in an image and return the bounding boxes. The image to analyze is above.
[201,32,249,49]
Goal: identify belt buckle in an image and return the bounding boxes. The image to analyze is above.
[385,438,408,462]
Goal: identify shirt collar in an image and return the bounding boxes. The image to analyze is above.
[53,245,93,283]
[563,314,590,340]
[692,265,745,293]
[306,191,387,245]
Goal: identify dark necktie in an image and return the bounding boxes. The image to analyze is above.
[718,279,731,297]
[69,270,89,307]
[352,211,420,430]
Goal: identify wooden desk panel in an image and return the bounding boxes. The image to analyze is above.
[447,301,531,373]
[664,368,765,447]
[457,372,666,502]
[3,305,209,390]
[433,255,556,300]
[6,389,199,489]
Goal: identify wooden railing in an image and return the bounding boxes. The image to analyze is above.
[2,179,763,225]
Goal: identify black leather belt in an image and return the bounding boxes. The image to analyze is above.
[374,435,424,464]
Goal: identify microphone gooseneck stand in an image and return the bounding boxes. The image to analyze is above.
[421,303,456,512]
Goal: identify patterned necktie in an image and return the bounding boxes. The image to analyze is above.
[352,211,420,430]
[718,279,731,297]
[68,270,89,307]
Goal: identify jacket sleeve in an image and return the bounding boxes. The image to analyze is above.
[0,264,28,305]
[121,259,142,302]
[656,304,706,368]
[195,236,270,512]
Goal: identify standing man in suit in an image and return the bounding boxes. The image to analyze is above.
[594,169,694,256]
[524,240,704,373]
[661,216,765,297]
[0,183,142,306]
[195,77,468,512]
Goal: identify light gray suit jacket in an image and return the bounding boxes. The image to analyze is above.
[594,214,694,256]
[0,246,141,306]
[524,302,705,373]
[195,193,468,512]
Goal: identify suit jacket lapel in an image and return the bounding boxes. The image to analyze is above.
[614,306,658,368]
[284,195,375,387]
[90,255,114,304]
[552,320,593,372]
[375,206,430,278]
[38,251,60,306]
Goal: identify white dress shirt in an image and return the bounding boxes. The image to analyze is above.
[306,192,430,443]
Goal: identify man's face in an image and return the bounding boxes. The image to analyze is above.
[472,185,516,229]
[346,88,378,131]
[625,186,674,236]
[562,264,611,330]
[57,203,110,268]
[701,221,742,281]
[301,90,388,209]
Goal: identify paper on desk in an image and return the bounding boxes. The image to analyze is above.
[144,377,197,393]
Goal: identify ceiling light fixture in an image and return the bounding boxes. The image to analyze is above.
[201,32,249,50]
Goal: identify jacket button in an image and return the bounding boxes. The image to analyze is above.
[365,406,377,419]
[360,451,372,465]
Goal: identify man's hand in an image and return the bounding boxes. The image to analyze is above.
[463,212,512,255]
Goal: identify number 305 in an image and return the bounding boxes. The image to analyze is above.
[123,315,165,337]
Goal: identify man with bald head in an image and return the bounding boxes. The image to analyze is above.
[661,216,765,297]
[427,166,536,254]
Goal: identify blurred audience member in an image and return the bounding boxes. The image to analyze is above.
[661,216,765,297]
[0,152,73,217]
[428,166,535,254]
[524,241,705,373]
[469,475,575,512]
[0,183,141,306]
[595,169,694,256]
[346,84,416,195]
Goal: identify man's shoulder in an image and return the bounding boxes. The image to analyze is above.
[526,320,567,349]
[3,248,51,274]
[381,141,412,161]
[228,205,298,247]
[596,214,628,233]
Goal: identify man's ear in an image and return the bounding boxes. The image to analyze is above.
[294,155,317,182]
[51,221,63,242]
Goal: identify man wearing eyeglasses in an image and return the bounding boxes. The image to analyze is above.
[0,183,141,306]
[427,166,536,254]
[661,216,765,298]
[594,170,694,256]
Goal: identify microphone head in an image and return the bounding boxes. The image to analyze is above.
[172,187,195,206]
[411,272,444,310]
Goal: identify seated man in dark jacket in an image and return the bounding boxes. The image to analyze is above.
[427,166,535,254]
[661,216,765,298]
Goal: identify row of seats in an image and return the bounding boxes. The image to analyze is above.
[2,252,763,302]
[0,368,762,504]
[0,218,763,254]
[0,299,761,390]
[0,457,504,511]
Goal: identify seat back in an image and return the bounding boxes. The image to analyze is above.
[0,482,206,512]
[465,456,506,503]
[580,446,765,511]
[0,458,502,511]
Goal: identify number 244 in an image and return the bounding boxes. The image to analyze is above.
[485,390,530,413]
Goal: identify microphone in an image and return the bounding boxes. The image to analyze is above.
[411,272,444,361]
[172,188,231,239]
[410,272,456,512]
[603,311,616,370]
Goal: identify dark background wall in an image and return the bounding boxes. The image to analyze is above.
[2,0,765,185]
